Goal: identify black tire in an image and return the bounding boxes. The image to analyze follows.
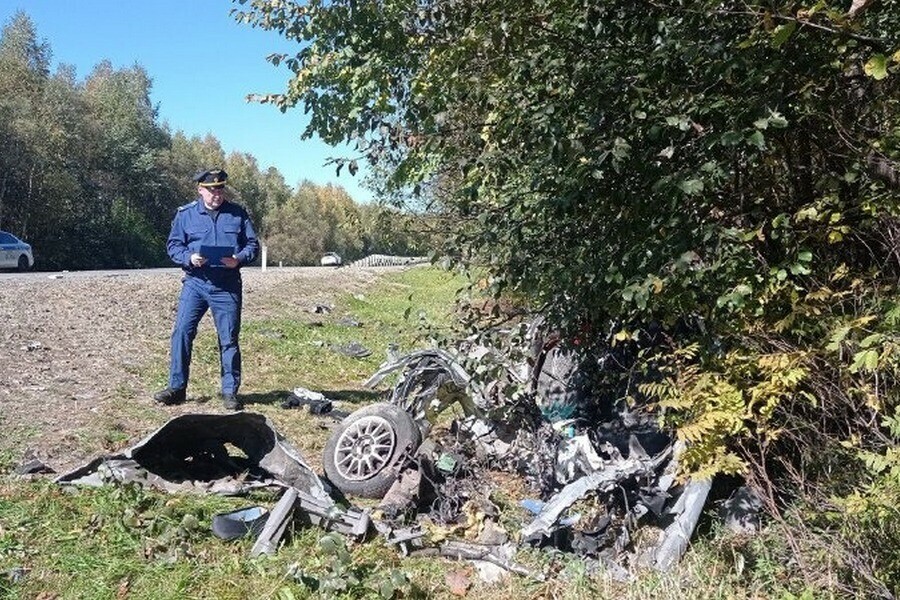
[323,402,421,498]
[16,255,29,272]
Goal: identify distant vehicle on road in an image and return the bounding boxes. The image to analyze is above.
[0,231,33,271]
[320,252,342,267]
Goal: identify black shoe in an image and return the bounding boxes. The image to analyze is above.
[153,387,186,405]
[222,393,243,411]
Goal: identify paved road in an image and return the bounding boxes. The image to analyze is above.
[0,266,348,282]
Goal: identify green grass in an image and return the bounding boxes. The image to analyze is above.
[0,266,809,599]
[0,478,797,600]
[148,265,470,402]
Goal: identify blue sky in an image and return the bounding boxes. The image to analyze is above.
[0,0,371,202]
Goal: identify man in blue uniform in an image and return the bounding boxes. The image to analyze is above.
[154,168,260,410]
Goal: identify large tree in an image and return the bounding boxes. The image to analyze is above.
[234,0,899,333]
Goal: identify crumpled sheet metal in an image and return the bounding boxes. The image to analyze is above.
[647,478,712,572]
[364,348,488,422]
[521,446,672,540]
[365,348,472,391]
[56,412,331,502]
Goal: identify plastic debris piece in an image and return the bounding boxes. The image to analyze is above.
[331,341,372,358]
[212,506,269,540]
[250,488,298,556]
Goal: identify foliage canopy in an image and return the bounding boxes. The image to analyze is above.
[235,1,900,591]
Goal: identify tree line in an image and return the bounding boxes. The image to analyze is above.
[0,11,427,271]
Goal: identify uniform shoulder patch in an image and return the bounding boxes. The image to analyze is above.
[177,200,198,212]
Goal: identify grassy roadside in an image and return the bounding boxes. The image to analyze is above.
[1,266,800,599]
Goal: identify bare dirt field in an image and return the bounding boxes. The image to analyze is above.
[0,267,393,474]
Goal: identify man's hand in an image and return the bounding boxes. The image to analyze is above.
[190,253,207,267]
[221,256,240,269]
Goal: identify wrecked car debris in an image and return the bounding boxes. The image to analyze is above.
[644,477,712,572]
[15,457,55,476]
[363,348,488,427]
[57,413,330,498]
[718,485,763,534]
[410,540,543,581]
[520,446,671,541]
[212,506,269,541]
[47,320,729,582]
[251,487,300,556]
[331,341,372,358]
[319,322,726,576]
[56,413,370,557]
[281,386,334,413]
[323,402,421,498]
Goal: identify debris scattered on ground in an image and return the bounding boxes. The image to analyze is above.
[56,413,370,558]
[331,341,372,358]
[212,506,269,541]
[336,316,362,327]
[45,320,749,590]
[281,387,334,413]
[318,324,739,579]
[2,567,28,585]
[15,455,55,476]
[718,485,763,534]
[56,413,330,497]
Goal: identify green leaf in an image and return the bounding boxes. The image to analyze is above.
[827,325,851,351]
[612,137,631,161]
[720,131,744,146]
[390,570,408,587]
[747,131,765,149]
[771,22,796,49]
[378,580,395,599]
[679,178,704,195]
[277,587,297,600]
[850,349,879,373]
[864,54,889,80]
[319,533,342,554]
[860,333,883,349]
[768,111,788,128]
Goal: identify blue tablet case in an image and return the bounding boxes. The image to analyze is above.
[200,245,235,267]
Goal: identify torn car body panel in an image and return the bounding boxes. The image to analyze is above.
[57,412,331,500]
[56,412,372,557]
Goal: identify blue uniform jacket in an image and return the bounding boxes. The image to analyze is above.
[167,199,259,283]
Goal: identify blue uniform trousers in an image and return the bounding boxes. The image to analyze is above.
[169,276,242,394]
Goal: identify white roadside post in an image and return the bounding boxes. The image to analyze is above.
[261,245,267,272]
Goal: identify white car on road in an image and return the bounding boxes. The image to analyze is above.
[0,231,34,271]
[320,252,342,267]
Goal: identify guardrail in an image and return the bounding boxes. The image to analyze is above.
[348,254,429,268]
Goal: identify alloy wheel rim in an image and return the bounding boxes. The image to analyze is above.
[334,415,396,481]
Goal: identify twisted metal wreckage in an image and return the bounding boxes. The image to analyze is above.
[56,325,751,581]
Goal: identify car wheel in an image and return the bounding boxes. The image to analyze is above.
[323,403,421,498]
[17,255,29,272]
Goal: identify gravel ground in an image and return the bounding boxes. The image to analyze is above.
[0,266,392,473]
